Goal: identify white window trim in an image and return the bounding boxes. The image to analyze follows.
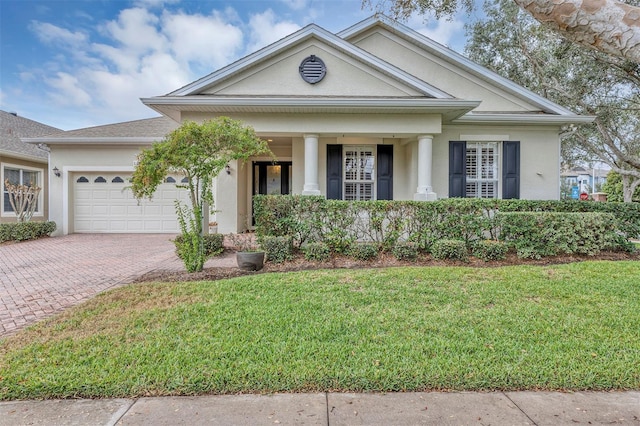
[343,145,376,201]
[465,142,500,199]
[1,162,45,218]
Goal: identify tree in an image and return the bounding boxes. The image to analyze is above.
[364,0,640,62]
[131,117,272,272]
[464,0,640,201]
[4,179,41,222]
[602,170,640,201]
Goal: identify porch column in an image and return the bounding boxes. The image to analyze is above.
[414,134,437,201]
[302,133,321,195]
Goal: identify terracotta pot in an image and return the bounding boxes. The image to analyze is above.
[236,251,265,271]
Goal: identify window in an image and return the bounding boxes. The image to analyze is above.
[112,176,125,183]
[465,142,498,199]
[344,146,375,201]
[2,165,42,215]
[77,176,89,183]
[94,176,107,183]
[165,177,176,183]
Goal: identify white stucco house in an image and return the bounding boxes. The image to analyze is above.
[25,16,593,236]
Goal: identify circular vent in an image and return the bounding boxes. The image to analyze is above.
[299,55,326,84]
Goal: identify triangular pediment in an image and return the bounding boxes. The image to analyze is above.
[169,24,451,100]
[339,16,577,116]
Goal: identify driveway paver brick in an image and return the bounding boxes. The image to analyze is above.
[0,234,204,336]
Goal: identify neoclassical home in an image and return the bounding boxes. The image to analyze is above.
[26,15,593,235]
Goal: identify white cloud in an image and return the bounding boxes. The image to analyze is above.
[101,7,166,54]
[162,10,244,71]
[45,72,92,106]
[280,0,308,11]
[247,9,301,52]
[29,21,87,48]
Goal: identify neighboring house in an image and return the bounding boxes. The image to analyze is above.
[561,166,608,194]
[1,110,60,223]
[25,15,593,236]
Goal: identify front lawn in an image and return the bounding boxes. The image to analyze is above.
[1,261,639,399]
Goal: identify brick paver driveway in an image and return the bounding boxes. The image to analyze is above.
[0,234,188,337]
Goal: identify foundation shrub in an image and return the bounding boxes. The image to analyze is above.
[0,221,56,242]
[202,234,225,256]
[472,240,509,261]
[392,241,419,261]
[261,236,294,263]
[497,211,623,258]
[431,239,468,261]
[302,242,330,262]
[253,196,637,259]
[349,242,379,261]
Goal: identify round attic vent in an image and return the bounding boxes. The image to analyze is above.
[299,55,326,84]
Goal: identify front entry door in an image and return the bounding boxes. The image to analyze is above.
[252,162,292,226]
[253,162,292,196]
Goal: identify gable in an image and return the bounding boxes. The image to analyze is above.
[346,28,540,113]
[202,38,427,98]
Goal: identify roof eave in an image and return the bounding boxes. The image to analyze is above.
[0,149,48,163]
[453,113,596,125]
[22,137,162,145]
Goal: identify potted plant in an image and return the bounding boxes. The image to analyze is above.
[208,221,218,234]
[229,233,265,271]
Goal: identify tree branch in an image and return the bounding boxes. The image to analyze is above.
[513,0,640,62]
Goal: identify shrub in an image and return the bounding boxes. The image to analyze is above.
[431,239,468,261]
[203,234,225,256]
[392,241,419,261]
[261,236,294,263]
[497,212,621,258]
[174,233,224,257]
[349,243,379,261]
[302,242,330,262]
[0,221,57,243]
[472,240,508,261]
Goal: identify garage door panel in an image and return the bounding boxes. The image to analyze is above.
[109,189,127,199]
[73,173,188,233]
[92,205,109,215]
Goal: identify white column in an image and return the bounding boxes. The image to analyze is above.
[414,134,437,201]
[302,133,321,195]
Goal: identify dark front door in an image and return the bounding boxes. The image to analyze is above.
[252,162,292,225]
[253,162,292,196]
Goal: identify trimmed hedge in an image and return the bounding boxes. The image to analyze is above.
[261,235,294,263]
[497,212,625,258]
[0,221,56,242]
[472,240,509,261]
[431,239,468,261]
[253,196,638,258]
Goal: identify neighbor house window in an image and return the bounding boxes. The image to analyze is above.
[2,164,43,215]
[465,142,498,198]
[344,146,375,201]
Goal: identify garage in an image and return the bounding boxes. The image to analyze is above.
[73,172,189,233]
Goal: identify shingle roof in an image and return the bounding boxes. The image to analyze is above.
[53,116,178,138]
[0,110,61,160]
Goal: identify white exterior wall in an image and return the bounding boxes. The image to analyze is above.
[432,125,561,200]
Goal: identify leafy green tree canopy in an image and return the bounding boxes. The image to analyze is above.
[131,117,273,272]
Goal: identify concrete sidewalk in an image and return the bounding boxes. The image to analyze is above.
[1,391,638,425]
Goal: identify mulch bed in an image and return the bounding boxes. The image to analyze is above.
[134,250,640,283]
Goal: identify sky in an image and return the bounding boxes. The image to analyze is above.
[0,0,476,131]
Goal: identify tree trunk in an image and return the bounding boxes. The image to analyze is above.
[513,0,640,62]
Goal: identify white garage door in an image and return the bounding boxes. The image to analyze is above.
[73,172,189,233]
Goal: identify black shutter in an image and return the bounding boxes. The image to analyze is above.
[326,144,343,200]
[377,144,393,200]
[449,141,466,198]
[502,141,520,199]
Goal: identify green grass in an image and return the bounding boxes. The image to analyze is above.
[1,261,639,399]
